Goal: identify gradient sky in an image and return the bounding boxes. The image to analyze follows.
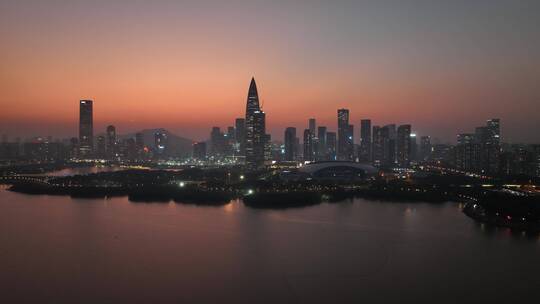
[1,0,539,143]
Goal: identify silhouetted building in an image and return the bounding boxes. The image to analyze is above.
[245,78,266,170]
[317,126,327,161]
[309,118,316,135]
[419,136,432,161]
[359,119,371,162]
[264,134,272,162]
[410,133,417,162]
[456,133,479,172]
[303,129,313,162]
[397,124,411,167]
[337,109,354,161]
[432,144,454,165]
[326,132,337,161]
[372,126,382,167]
[284,127,297,161]
[472,119,501,175]
[384,124,396,166]
[78,100,93,157]
[372,124,397,167]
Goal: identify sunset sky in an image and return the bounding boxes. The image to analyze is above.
[1,0,539,143]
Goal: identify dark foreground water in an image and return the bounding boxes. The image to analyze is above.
[1,187,539,304]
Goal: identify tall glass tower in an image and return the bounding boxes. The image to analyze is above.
[245,78,266,170]
[79,100,93,157]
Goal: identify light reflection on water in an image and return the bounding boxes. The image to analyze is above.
[0,189,539,303]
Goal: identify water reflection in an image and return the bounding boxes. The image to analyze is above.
[474,221,540,241]
[1,189,539,303]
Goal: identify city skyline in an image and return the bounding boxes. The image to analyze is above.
[1,1,539,143]
[0,81,521,148]
[2,2,540,303]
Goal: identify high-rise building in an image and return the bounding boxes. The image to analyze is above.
[372,126,382,167]
[284,127,297,161]
[419,136,432,161]
[326,132,337,161]
[264,133,272,162]
[372,125,396,167]
[359,119,371,162]
[79,100,93,157]
[384,124,396,166]
[307,119,317,160]
[397,124,411,167]
[487,119,500,145]
[303,129,313,162]
[337,109,354,161]
[317,126,327,161]
[475,119,501,174]
[309,118,316,135]
[410,133,417,162]
[245,78,266,170]
[456,133,479,172]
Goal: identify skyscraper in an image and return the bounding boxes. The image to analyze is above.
[337,109,354,161]
[419,136,432,161]
[475,119,501,174]
[456,133,479,171]
[245,78,266,170]
[326,132,337,161]
[359,119,372,162]
[397,124,411,167]
[372,126,382,167]
[78,100,93,157]
[303,129,313,162]
[317,126,327,161]
[309,118,316,135]
[308,118,317,160]
[380,124,396,167]
[284,127,297,161]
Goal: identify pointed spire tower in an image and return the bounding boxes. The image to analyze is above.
[246,77,260,114]
[244,77,266,170]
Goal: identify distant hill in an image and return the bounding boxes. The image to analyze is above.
[120,128,194,157]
